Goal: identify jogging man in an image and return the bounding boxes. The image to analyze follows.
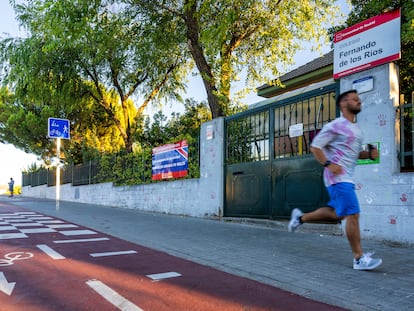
[288,90,382,271]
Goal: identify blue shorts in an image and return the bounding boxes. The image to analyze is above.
[327,182,360,217]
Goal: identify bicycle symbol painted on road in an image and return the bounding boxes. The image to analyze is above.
[0,252,34,266]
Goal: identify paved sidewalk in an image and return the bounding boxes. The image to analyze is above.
[3,196,414,311]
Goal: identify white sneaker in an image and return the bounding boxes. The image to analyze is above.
[353,252,382,270]
[288,208,303,232]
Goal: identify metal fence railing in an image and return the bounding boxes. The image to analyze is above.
[400,98,414,171]
[225,87,337,164]
[22,161,100,188]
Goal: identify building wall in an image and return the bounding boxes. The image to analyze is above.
[341,63,414,244]
[23,118,225,218]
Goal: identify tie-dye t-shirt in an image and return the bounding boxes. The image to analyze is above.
[311,117,363,187]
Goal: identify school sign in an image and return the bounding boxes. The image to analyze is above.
[333,9,401,79]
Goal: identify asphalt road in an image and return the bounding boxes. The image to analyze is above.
[0,199,346,311]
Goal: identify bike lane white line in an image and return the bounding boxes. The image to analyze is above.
[86,279,144,311]
[36,244,66,260]
[53,237,110,243]
[90,250,138,257]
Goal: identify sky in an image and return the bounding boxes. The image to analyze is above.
[0,0,350,186]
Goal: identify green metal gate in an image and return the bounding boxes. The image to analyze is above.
[224,83,339,219]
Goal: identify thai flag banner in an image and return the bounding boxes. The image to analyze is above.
[152,140,189,180]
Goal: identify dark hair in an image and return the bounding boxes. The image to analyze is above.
[336,90,358,106]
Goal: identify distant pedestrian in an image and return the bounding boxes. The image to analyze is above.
[8,177,14,197]
[288,90,382,271]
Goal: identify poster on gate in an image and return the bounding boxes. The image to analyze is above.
[152,140,188,180]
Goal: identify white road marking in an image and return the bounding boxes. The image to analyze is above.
[47,224,78,229]
[0,272,16,296]
[28,217,53,220]
[0,226,17,231]
[59,229,97,236]
[54,237,110,244]
[146,272,182,281]
[0,252,34,266]
[20,228,56,234]
[86,279,144,311]
[37,220,65,224]
[13,223,45,227]
[0,233,28,239]
[90,250,137,257]
[36,244,66,260]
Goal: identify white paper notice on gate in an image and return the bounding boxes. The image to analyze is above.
[289,123,303,138]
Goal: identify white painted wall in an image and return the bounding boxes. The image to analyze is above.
[341,63,414,244]
[23,118,225,218]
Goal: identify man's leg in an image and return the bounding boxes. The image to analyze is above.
[288,207,340,232]
[301,207,339,222]
[302,209,364,259]
[347,213,383,270]
[345,213,363,259]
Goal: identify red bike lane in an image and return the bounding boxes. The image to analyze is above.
[0,202,347,311]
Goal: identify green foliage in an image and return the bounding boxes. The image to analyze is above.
[96,135,200,185]
[1,0,190,158]
[94,98,210,185]
[130,0,341,117]
[96,150,153,185]
[3,0,343,171]
[139,98,211,147]
[0,85,52,157]
[21,162,44,174]
[6,185,21,195]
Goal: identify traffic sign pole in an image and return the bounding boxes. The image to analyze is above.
[56,138,61,211]
[47,117,70,211]
[47,117,70,210]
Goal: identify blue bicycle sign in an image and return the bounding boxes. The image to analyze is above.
[48,117,70,139]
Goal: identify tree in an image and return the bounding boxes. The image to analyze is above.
[0,86,52,156]
[1,0,190,156]
[138,98,211,148]
[168,98,212,137]
[95,98,211,185]
[129,0,341,118]
[329,0,414,100]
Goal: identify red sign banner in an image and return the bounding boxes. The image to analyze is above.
[333,9,401,79]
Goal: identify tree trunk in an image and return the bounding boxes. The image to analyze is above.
[184,0,223,118]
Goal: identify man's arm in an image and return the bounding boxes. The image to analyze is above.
[310,146,328,165]
[311,146,343,175]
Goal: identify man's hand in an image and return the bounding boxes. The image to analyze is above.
[368,144,378,160]
[327,163,343,175]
